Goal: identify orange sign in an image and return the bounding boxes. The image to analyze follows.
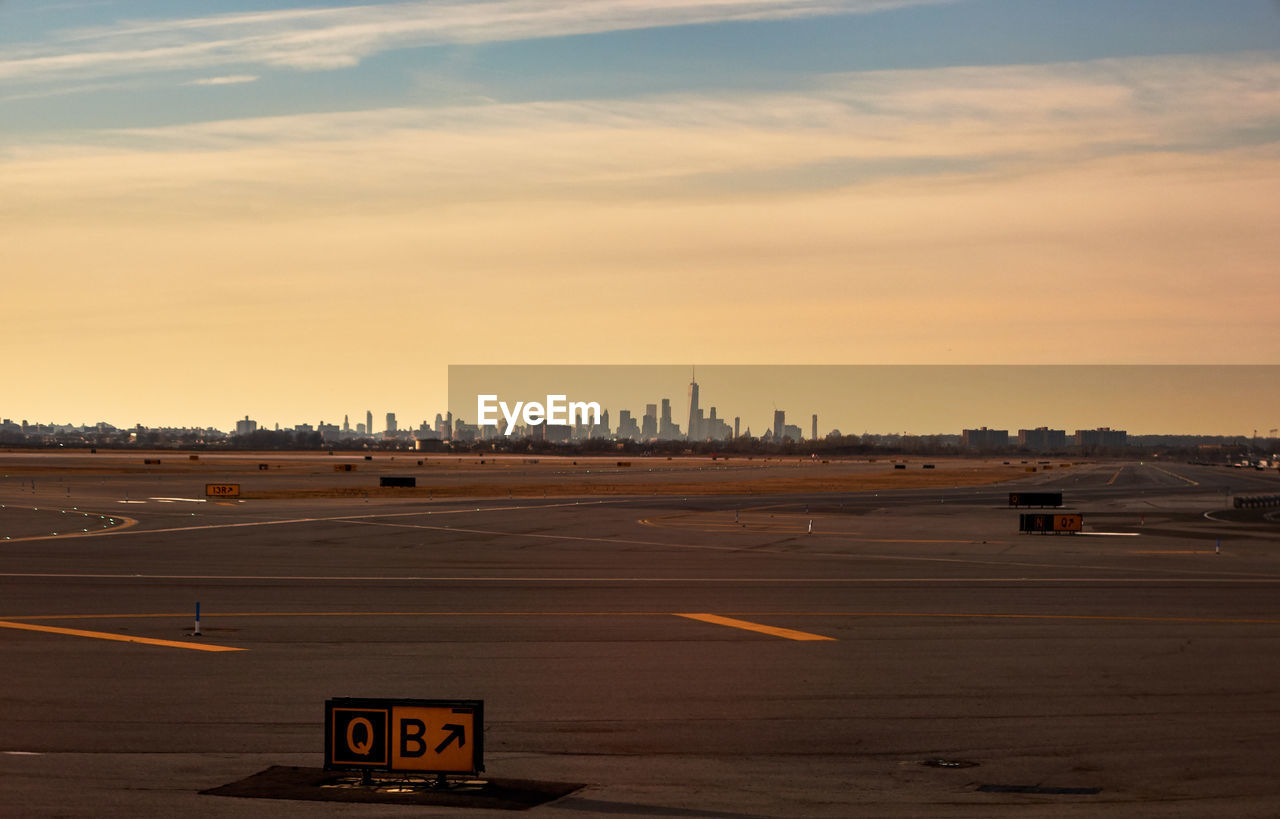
[205,483,241,498]
[325,698,483,775]
[1054,514,1083,532]
[390,705,477,773]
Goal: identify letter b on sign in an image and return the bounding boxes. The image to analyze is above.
[399,718,427,758]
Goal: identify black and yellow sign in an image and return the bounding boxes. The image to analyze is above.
[205,483,241,498]
[1019,513,1083,534]
[324,698,483,775]
[1009,492,1063,508]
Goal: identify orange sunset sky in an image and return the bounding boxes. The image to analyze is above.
[3,1,1278,431]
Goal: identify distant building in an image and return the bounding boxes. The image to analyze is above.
[235,415,257,436]
[1019,427,1067,450]
[544,424,572,443]
[773,410,785,441]
[385,412,397,435]
[453,418,478,442]
[687,376,700,442]
[617,409,639,440]
[811,414,818,441]
[962,427,1009,449]
[659,398,681,439]
[642,404,658,439]
[704,407,732,441]
[1076,427,1127,448]
[783,423,803,443]
[366,410,373,436]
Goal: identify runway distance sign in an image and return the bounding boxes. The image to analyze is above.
[204,483,241,498]
[1019,513,1083,534]
[324,698,484,775]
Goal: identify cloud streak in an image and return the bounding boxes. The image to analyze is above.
[187,74,258,86]
[6,51,1275,212]
[2,51,1279,381]
[0,0,954,83]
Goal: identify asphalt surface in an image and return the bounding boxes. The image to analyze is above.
[2,457,1279,817]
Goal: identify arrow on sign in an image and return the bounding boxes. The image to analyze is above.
[435,723,466,754]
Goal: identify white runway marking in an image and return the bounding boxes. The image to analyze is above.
[330,518,1277,579]
[18,498,1272,580]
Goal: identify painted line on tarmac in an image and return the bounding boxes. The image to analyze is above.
[4,572,1280,583]
[5,609,1280,628]
[1146,465,1199,486]
[337,518,1004,555]
[7,611,671,620]
[675,613,836,641]
[1,511,139,543]
[637,516,971,542]
[326,518,1280,579]
[0,619,243,652]
[1106,467,1123,486]
[1130,550,1216,555]
[1,498,637,542]
[736,611,1280,626]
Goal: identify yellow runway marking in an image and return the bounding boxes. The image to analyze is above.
[1146,465,1199,486]
[1106,467,1123,486]
[4,610,1277,639]
[675,613,835,641]
[0,619,243,651]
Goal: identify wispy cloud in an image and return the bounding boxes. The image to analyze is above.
[0,0,954,84]
[14,51,1270,190]
[2,53,1278,367]
[187,74,258,86]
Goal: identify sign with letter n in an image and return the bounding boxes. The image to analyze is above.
[324,698,484,775]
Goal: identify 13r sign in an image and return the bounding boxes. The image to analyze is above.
[325,698,484,775]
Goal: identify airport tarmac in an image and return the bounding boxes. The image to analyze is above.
[1,454,1279,817]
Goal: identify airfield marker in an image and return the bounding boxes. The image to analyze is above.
[194,601,202,637]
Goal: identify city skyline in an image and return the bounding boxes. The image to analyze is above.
[6,363,1279,438]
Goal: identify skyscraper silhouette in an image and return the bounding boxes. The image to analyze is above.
[687,369,700,442]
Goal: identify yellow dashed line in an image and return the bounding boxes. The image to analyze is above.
[0,619,242,652]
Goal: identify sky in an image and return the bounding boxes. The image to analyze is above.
[3,0,1279,432]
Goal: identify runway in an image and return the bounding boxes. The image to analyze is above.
[1,456,1278,816]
